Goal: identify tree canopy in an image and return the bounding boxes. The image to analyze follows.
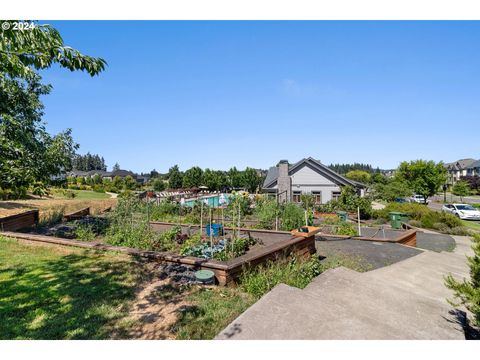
[0,21,106,198]
[396,160,447,203]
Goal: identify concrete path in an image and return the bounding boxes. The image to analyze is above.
[216,236,474,340]
[106,192,118,199]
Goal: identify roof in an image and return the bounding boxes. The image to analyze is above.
[447,158,477,170]
[262,157,366,189]
[110,169,136,177]
[467,160,480,169]
[67,170,89,176]
[86,170,111,177]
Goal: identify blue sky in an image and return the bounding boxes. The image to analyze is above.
[40,21,480,173]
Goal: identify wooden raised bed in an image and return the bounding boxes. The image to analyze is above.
[63,207,90,221]
[0,230,316,286]
[0,210,39,232]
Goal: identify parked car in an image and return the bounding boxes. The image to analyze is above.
[394,197,409,203]
[409,194,429,204]
[442,203,480,220]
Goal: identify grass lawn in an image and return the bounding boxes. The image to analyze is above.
[0,236,144,339]
[461,220,480,233]
[51,189,112,200]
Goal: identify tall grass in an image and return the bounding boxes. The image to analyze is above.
[38,207,65,227]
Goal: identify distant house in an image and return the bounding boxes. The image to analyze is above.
[262,157,366,204]
[66,169,139,181]
[445,159,477,184]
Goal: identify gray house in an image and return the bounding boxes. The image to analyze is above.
[262,158,366,204]
[445,158,477,184]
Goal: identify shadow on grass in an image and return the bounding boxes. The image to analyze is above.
[0,250,142,340]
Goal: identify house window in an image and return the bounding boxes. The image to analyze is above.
[312,191,322,204]
[332,191,341,201]
[293,191,301,203]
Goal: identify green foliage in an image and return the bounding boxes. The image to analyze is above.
[345,170,371,184]
[253,197,279,229]
[74,224,96,241]
[242,167,263,193]
[31,181,49,197]
[319,186,373,219]
[227,191,252,217]
[0,21,105,195]
[445,233,480,327]
[227,167,243,188]
[396,160,447,203]
[371,178,413,202]
[328,163,375,175]
[180,234,204,255]
[152,178,166,192]
[375,202,466,234]
[72,153,106,172]
[0,21,106,78]
[167,165,183,189]
[239,255,323,299]
[202,169,227,191]
[112,162,120,172]
[280,203,305,230]
[452,181,471,201]
[63,189,76,199]
[213,237,257,261]
[333,222,358,236]
[182,166,203,188]
[123,175,137,190]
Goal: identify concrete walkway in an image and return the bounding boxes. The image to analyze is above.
[216,236,474,340]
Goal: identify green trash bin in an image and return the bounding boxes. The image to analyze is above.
[336,211,348,222]
[389,211,406,229]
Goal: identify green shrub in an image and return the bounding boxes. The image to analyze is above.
[408,220,422,228]
[63,189,76,199]
[432,222,449,233]
[447,226,472,236]
[280,203,305,231]
[333,222,358,236]
[445,233,480,327]
[253,198,279,230]
[74,224,96,241]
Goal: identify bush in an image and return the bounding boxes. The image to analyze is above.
[447,226,472,236]
[333,222,358,236]
[280,203,305,231]
[74,224,96,241]
[253,198,279,230]
[445,233,480,327]
[63,189,76,199]
[408,220,422,228]
[39,208,65,227]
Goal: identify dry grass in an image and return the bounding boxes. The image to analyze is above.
[0,198,117,218]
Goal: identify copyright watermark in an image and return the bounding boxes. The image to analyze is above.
[1,21,36,31]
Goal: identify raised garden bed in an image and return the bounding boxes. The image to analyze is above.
[0,230,315,286]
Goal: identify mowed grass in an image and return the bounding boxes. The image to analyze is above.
[461,220,480,232]
[51,189,112,200]
[0,236,144,339]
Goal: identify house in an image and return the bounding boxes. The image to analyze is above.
[66,169,138,181]
[262,158,366,204]
[445,159,477,184]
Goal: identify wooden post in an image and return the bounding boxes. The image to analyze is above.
[357,206,361,236]
[200,201,203,237]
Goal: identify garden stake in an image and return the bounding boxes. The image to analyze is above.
[357,206,361,236]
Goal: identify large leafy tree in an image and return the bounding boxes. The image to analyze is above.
[182,166,203,188]
[0,21,106,195]
[167,165,183,189]
[242,167,263,193]
[345,170,371,184]
[227,166,243,189]
[452,181,471,202]
[396,160,447,204]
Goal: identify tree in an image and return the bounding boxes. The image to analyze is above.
[112,162,121,172]
[1,21,106,79]
[396,160,447,204]
[345,170,371,184]
[112,176,123,191]
[183,166,203,188]
[72,153,106,171]
[123,175,137,190]
[150,169,159,179]
[328,163,374,174]
[242,167,263,193]
[152,178,166,192]
[0,21,105,196]
[167,165,183,189]
[372,178,413,202]
[461,176,480,192]
[445,234,480,328]
[227,167,243,189]
[452,181,471,202]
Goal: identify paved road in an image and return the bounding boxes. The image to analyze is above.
[432,193,480,204]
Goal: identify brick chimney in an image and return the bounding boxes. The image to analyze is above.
[277,160,291,202]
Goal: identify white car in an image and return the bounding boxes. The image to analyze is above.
[409,194,429,204]
[442,203,480,220]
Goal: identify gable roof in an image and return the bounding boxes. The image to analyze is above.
[110,169,136,177]
[262,157,366,189]
[467,160,480,169]
[447,158,476,170]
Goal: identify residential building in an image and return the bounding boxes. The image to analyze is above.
[445,158,477,184]
[262,157,366,204]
